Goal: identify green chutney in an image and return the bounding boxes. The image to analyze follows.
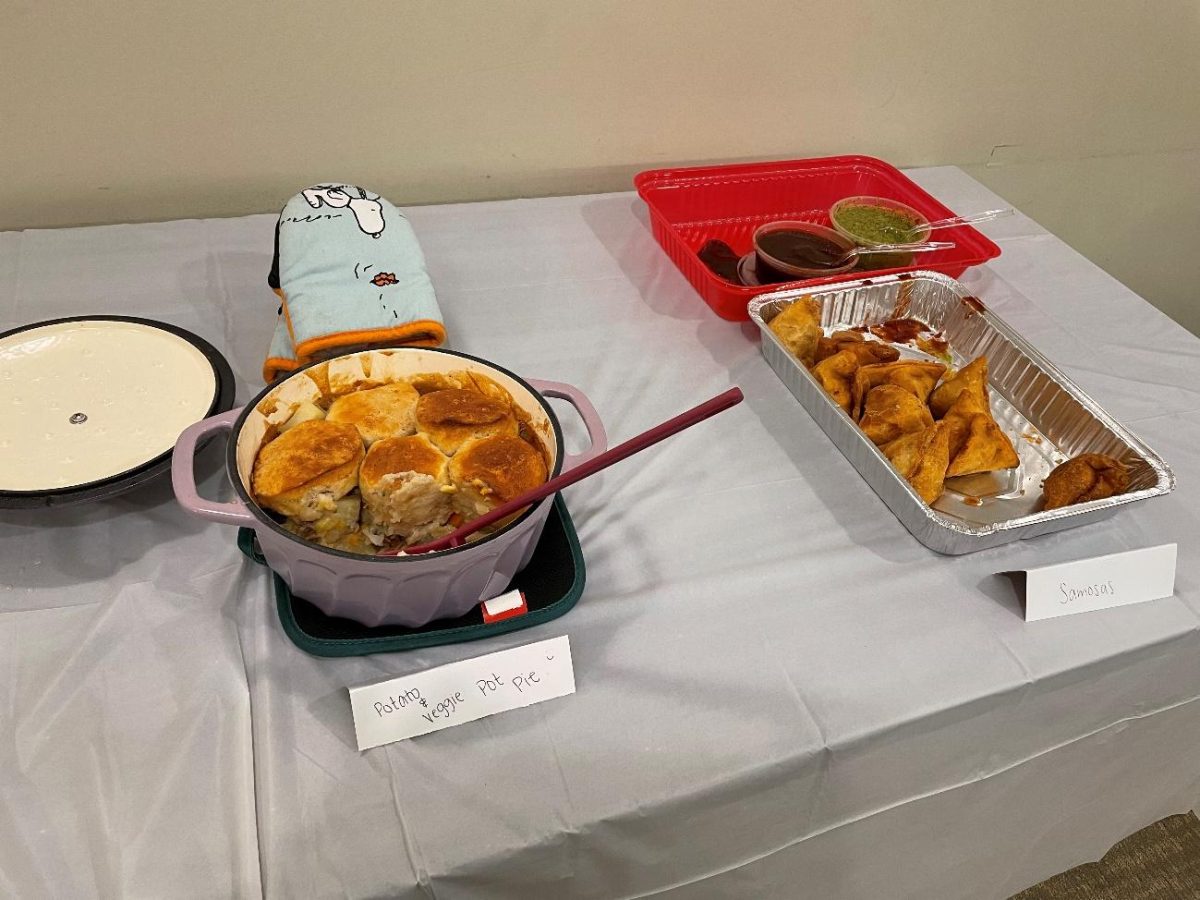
[835,205,922,244]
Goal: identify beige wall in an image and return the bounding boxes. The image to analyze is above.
[3,1,1197,331]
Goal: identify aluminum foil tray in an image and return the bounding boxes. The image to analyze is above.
[748,271,1174,554]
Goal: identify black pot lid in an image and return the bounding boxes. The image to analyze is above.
[0,316,235,508]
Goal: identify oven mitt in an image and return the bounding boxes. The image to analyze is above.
[262,183,447,382]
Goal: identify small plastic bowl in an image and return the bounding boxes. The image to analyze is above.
[752,221,859,283]
[829,196,931,269]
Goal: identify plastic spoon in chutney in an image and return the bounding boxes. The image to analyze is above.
[757,229,954,271]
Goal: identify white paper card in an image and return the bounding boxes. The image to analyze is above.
[1022,544,1177,622]
[348,636,574,750]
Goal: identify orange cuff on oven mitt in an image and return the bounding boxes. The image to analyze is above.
[263,183,446,383]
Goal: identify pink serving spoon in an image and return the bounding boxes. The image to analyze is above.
[387,386,744,556]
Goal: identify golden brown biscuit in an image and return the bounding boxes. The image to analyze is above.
[361,433,448,486]
[407,371,517,403]
[252,420,364,520]
[359,434,454,541]
[326,381,420,445]
[416,388,518,454]
[408,372,471,394]
[463,371,516,407]
[449,434,549,520]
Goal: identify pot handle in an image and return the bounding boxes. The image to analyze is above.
[526,379,608,472]
[172,408,258,526]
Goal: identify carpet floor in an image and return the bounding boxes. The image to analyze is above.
[1011,813,1200,899]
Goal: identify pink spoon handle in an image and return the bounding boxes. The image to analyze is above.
[393,386,744,555]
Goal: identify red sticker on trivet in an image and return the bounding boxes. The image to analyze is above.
[481,590,528,624]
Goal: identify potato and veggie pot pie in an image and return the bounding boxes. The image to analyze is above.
[250,361,549,555]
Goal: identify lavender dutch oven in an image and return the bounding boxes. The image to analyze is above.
[172,347,606,627]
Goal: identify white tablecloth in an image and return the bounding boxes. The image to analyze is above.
[2,168,1198,899]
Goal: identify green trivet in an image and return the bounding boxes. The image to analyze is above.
[236,494,584,657]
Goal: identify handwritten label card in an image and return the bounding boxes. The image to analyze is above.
[1020,543,1177,622]
[348,636,574,750]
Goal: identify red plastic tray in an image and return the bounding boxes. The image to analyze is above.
[635,155,1002,321]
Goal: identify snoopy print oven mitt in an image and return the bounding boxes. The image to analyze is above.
[263,183,447,382]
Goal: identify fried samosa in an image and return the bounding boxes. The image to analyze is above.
[814,330,862,364]
[768,297,822,367]
[1042,454,1129,510]
[941,385,1020,477]
[929,356,988,418]
[811,349,859,414]
[859,384,934,446]
[814,330,901,366]
[881,422,950,504]
[842,341,902,369]
[851,360,946,419]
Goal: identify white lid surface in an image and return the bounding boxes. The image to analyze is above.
[0,320,216,491]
